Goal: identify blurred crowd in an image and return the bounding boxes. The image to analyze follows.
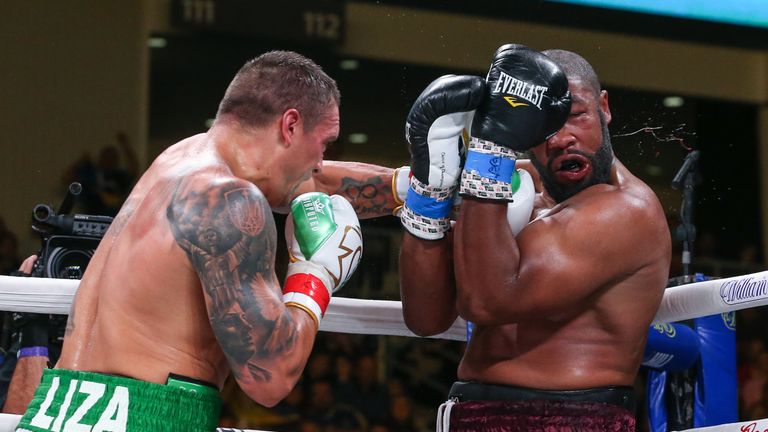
[737,321,768,419]
[218,333,463,432]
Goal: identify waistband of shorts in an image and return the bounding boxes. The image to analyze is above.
[448,381,635,413]
[17,368,221,432]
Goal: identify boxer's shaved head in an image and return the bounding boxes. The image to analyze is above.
[542,49,601,99]
[528,49,612,203]
[218,50,340,131]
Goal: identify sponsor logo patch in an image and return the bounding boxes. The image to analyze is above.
[491,71,548,110]
[719,276,768,305]
[721,311,736,330]
[652,323,677,337]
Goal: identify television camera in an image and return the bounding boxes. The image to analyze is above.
[30,182,113,279]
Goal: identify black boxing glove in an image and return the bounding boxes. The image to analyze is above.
[473,44,571,151]
[461,44,571,200]
[401,74,485,239]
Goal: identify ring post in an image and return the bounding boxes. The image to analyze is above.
[693,273,737,427]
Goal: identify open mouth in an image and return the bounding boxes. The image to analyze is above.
[552,154,591,182]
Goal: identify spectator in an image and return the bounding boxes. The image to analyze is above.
[271,380,305,426]
[297,419,323,432]
[325,333,356,357]
[333,354,357,405]
[741,350,768,415]
[306,379,337,424]
[61,131,138,216]
[0,230,20,276]
[387,394,420,432]
[349,354,390,424]
[386,377,406,398]
[325,404,368,432]
[307,350,335,382]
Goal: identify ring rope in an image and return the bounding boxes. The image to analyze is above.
[1,270,767,340]
[0,275,469,340]
[652,270,768,324]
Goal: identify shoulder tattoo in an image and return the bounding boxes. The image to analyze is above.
[166,180,298,382]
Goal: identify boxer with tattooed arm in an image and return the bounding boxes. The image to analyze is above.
[12,51,401,431]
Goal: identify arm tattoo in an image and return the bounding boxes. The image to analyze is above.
[107,197,136,238]
[166,180,298,383]
[65,297,76,336]
[338,175,394,217]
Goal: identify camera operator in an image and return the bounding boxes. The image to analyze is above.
[1,255,49,414]
[1,183,111,413]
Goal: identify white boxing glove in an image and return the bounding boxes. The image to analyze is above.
[449,168,534,234]
[283,193,363,327]
[392,166,411,211]
[506,168,535,235]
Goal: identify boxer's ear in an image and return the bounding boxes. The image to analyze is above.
[599,90,611,125]
[280,109,301,147]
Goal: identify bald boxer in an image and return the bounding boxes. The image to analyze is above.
[400,47,671,431]
[13,51,402,431]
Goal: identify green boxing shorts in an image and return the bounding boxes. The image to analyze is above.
[16,369,221,431]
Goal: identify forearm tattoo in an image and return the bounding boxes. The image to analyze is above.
[337,175,394,217]
[166,181,298,383]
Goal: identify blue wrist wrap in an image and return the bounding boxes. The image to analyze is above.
[405,188,453,219]
[464,150,516,183]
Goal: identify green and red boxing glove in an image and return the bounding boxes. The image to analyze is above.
[283,192,363,328]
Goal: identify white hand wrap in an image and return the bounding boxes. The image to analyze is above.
[401,176,457,240]
[460,137,519,200]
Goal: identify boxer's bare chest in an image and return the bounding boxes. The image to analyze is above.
[532,192,558,220]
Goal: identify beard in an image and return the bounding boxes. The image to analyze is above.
[530,114,613,203]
